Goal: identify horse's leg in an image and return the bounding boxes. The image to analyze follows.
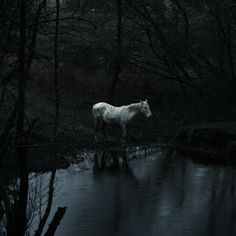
[111,151,119,168]
[100,151,106,169]
[122,149,128,167]
[101,121,107,138]
[121,123,126,144]
[94,152,99,168]
[94,119,100,141]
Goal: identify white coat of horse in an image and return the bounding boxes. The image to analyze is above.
[92,100,152,142]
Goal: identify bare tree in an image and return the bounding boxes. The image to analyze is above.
[35,1,62,235]
[8,0,28,235]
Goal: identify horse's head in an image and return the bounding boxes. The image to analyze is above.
[140,99,152,118]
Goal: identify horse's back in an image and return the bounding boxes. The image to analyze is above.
[93,102,111,111]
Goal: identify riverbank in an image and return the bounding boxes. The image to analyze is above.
[22,120,236,171]
[7,123,168,172]
[3,120,236,174]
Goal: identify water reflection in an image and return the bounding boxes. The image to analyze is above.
[94,148,128,169]
[29,147,236,236]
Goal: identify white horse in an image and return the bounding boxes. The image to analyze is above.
[92,100,152,142]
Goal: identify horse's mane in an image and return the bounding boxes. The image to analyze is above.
[127,103,141,112]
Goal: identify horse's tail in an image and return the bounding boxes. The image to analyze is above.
[92,103,102,121]
[92,102,108,122]
[92,104,98,120]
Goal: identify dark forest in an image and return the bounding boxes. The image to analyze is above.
[1,0,236,235]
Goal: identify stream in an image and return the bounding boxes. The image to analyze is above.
[29,146,236,236]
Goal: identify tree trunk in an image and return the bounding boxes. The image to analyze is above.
[35,1,60,234]
[44,207,67,236]
[108,0,122,102]
[54,0,60,138]
[9,1,28,235]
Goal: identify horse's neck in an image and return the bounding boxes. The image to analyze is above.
[127,103,141,118]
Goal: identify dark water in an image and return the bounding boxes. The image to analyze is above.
[31,147,236,236]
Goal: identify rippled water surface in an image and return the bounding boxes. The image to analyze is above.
[32,148,236,236]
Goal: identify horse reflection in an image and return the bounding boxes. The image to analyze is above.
[94,149,128,169]
[93,149,138,182]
